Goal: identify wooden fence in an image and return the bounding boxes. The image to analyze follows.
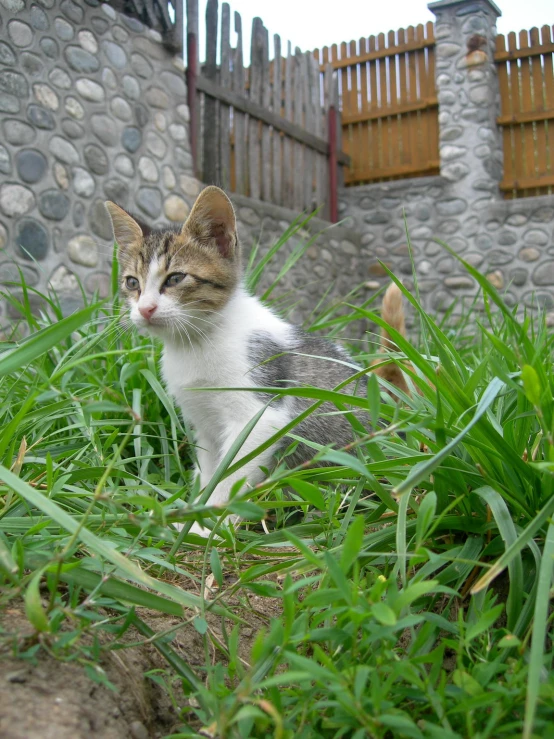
[314,23,439,186]
[186,0,349,221]
[495,26,554,199]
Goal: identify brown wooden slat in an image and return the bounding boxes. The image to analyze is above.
[426,21,439,169]
[351,159,440,182]
[202,0,218,183]
[219,2,231,191]
[302,52,314,210]
[500,172,554,191]
[293,50,304,209]
[495,33,514,193]
[261,25,271,202]
[272,33,282,206]
[543,26,554,109]
[397,27,410,169]
[248,17,263,200]
[414,24,428,173]
[321,35,435,70]
[232,11,245,195]
[519,29,536,182]
[377,32,389,174]
[508,32,524,191]
[367,35,378,180]
[386,30,398,177]
[283,41,294,209]
[494,40,554,61]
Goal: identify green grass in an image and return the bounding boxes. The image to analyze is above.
[1,224,553,738]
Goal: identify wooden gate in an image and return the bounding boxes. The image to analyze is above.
[186,0,349,221]
[495,25,554,198]
[314,23,439,186]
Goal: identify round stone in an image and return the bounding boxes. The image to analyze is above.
[176,104,190,122]
[8,20,33,47]
[160,70,186,97]
[154,111,166,131]
[175,147,193,172]
[78,30,98,54]
[163,165,176,189]
[114,154,134,177]
[40,37,58,58]
[0,41,16,66]
[91,17,108,35]
[49,136,79,164]
[33,83,59,110]
[65,46,100,74]
[85,271,111,297]
[62,118,84,138]
[145,86,169,108]
[60,0,83,23]
[16,149,47,183]
[497,230,517,246]
[48,67,72,90]
[0,70,28,97]
[122,127,141,153]
[72,167,95,197]
[487,270,504,289]
[102,40,127,68]
[91,113,118,146]
[169,123,187,142]
[102,67,117,90]
[53,162,69,189]
[0,261,39,286]
[146,131,166,158]
[54,17,74,42]
[30,5,49,30]
[138,156,158,182]
[101,3,117,19]
[104,179,129,206]
[131,52,152,79]
[519,247,540,262]
[135,104,149,128]
[524,229,549,246]
[89,199,114,240]
[27,104,56,131]
[444,276,474,289]
[523,290,554,310]
[533,262,554,286]
[23,53,44,79]
[110,96,132,121]
[15,218,49,260]
[73,201,84,226]
[436,198,467,216]
[0,222,7,249]
[122,75,140,100]
[112,25,129,43]
[68,234,98,266]
[0,184,35,217]
[84,143,109,175]
[510,268,528,286]
[65,96,84,119]
[49,265,79,296]
[164,195,189,222]
[136,187,162,219]
[0,94,20,113]
[123,15,144,32]
[39,190,70,220]
[531,207,554,223]
[179,175,201,197]
[3,119,35,145]
[75,78,105,102]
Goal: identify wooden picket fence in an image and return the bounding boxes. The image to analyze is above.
[314,22,439,186]
[186,0,349,220]
[495,26,554,199]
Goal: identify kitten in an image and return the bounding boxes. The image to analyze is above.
[105,187,409,536]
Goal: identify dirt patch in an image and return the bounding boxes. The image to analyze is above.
[0,558,289,739]
[0,606,178,739]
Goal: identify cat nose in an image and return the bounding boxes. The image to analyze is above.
[139,302,157,321]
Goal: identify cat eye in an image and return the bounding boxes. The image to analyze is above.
[164,273,186,288]
[125,276,140,290]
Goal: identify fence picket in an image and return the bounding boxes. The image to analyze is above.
[203,0,218,184]
[232,10,246,195]
[272,34,282,206]
[248,17,264,200]
[219,2,231,191]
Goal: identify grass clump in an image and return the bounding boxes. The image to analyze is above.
[0,227,553,739]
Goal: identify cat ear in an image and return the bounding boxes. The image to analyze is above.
[183,186,237,259]
[104,201,145,251]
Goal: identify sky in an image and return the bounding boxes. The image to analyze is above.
[193,0,553,61]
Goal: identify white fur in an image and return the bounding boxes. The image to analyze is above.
[131,278,295,536]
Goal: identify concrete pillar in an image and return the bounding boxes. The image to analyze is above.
[428,0,503,210]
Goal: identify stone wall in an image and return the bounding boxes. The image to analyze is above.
[339,0,554,321]
[0,0,194,321]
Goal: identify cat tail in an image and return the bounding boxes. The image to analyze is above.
[371,282,410,394]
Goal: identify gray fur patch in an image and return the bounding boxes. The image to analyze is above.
[247,331,291,403]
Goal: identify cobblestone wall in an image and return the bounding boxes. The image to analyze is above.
[0,0,194,322]
[339,0,554,322]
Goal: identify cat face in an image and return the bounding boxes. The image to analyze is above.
[105,186,240,342]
